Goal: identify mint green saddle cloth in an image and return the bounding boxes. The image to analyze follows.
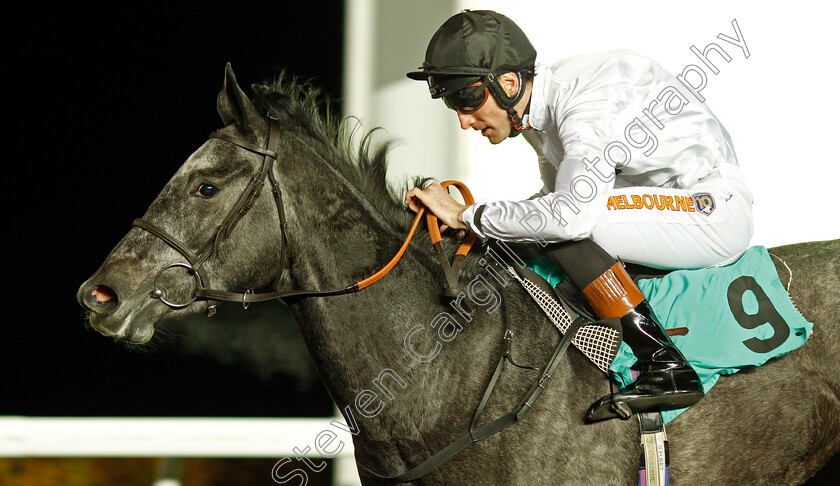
[525,246,813,423]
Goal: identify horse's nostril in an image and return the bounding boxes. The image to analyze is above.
[92,285,118,303]
[78,281,120,317]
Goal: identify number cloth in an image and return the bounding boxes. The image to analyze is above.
[614,245,813,423]
[524,245,813,423]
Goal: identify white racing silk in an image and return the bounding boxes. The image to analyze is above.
[461,50,753,269]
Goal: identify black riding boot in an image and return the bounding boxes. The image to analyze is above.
[581,262,705,423]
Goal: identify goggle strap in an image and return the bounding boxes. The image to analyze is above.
[488,13,507,73]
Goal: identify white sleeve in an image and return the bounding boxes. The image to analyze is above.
[462,157,614,243]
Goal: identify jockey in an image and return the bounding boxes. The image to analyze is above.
[404,10,754,422]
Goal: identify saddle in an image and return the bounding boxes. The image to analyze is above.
[515,245,813,419]
[508,245,813,486]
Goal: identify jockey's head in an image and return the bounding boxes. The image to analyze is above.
[407,10,536,144]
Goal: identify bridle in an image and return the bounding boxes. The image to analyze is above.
[133,117,475,316]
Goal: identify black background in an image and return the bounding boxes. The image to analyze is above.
[6,2,344,418]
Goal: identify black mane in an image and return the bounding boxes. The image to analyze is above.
[247,74,488,278]
[250,75,430,229]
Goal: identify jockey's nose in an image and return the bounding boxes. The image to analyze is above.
[457,111,477,131]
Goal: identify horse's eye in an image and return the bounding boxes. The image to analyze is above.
[195,182,219,199]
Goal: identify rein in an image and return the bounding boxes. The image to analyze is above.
[133,118,476,313]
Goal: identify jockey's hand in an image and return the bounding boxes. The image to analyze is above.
[404,182,469,231]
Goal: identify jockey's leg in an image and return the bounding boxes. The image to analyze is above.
[542,165,753,421]
[542,239,704,422]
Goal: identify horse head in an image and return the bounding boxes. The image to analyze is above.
[77,64,287,343]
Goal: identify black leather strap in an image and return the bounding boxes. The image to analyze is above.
[209,131,278,159]
[132,218,211,288]
[133,218,198,264]
[266,166,290,270]
[639,411,664,434]
[210,122,283,258]
[432,242,462,297]
[357,292,605,483]
[194,283,359,305]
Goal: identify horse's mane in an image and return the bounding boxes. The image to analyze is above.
[250,74,430,230]
[248,74,490,281]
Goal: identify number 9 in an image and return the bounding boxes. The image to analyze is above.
[727,276,790,353]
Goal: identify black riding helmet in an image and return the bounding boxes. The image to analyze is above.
[407,10,536,136]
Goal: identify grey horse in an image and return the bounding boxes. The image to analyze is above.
[78,65,839,485]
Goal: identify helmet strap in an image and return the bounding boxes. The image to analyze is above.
[507,108,526,138]
[487,71,529,137]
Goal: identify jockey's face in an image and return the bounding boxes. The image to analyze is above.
[455,88,513,144]
[451,72,528,145]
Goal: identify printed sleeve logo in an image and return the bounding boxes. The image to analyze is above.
[692,192,716,216]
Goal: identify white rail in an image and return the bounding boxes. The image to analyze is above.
[0,416,356,457]
[0,416,362,485]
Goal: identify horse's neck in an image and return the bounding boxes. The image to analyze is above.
[276,153,468,410]
[273,149,598,475]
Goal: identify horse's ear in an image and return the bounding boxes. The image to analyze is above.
[217,62,263,133]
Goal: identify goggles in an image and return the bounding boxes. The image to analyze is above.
[427,74,492,113]
[442,78,491,113]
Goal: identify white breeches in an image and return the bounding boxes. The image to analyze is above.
[590,164,754,270]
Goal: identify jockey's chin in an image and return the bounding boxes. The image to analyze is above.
[482,126,510,144]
